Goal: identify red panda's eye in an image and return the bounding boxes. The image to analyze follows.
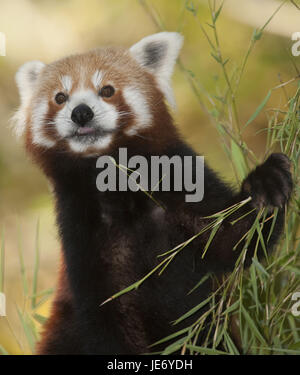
[55,92,68,105]
[99,85,115,98]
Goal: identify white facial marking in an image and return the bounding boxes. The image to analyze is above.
[68,134,113,153]
[92,70,103,90]
[32,100,55,148]
[93,134,113,150]
[123,87,152,136]
[60,75,73,92]
[54,88,118,153]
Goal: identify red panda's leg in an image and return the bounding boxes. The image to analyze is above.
[36,257,82,355]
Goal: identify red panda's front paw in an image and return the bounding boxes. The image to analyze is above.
[241,153,293,209]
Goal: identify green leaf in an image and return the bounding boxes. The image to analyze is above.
[185,345,230,355]
[252,29,263,41]
[149,327,190,347]
[213,1,224,23]
[185,0,197,16]
[188,273,212,295]
[231,140,247,180]
[32,219,40,309]
[211,52,222,64]
[250,264,259,313]
[17,308,37,353]
[252,257,269,278]
[223,331,240,355]
[222,300,239,315]
[202,221,222,258]
[173,295,212,325]
[241,305,267,346]
[33,313,48,325]
[244,90,272,129]
[17,225,29,297]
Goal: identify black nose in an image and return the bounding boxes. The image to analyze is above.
[71,104,94,126]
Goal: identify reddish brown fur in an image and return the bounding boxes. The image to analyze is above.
[36,256,76,355]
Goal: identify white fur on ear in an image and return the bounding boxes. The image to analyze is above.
[130,32,183,108]
[13,61,45,136]
[15,61,45,104]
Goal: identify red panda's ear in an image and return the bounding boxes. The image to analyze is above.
[130,32,183,108]
[15,61,45,105]
[13,61,45,137]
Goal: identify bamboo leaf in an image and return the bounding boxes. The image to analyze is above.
[185,345,230,355]
[32,218,40,309]
[241,305,267,346]
[244,90,272,129]
[173,295,212,325]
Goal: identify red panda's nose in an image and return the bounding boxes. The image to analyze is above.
[71,104,94,126]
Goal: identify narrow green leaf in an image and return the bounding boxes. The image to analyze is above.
[17,307,36,353]
[185,345,230,355]
[223,331,240,355]
[244,90,272,129]
[213,1,224,23]
[188,273,212,295]
[32,219,40,309]
[241,305,267,346]
[211,52,222,64]
[250,264,259,313]
[17,225,28,297]
[202,222,222,258]
[173,295,212,325]
[231,140,247,180]
[252,29,263,41]
[149,327,190,348]
[252,257,269,278]
[33,313,47,325]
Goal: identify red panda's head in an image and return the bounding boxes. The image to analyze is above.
[14,32,183,157]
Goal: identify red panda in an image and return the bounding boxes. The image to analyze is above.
[14,32,292,354]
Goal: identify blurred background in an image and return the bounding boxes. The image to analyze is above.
[0,0,299,354]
